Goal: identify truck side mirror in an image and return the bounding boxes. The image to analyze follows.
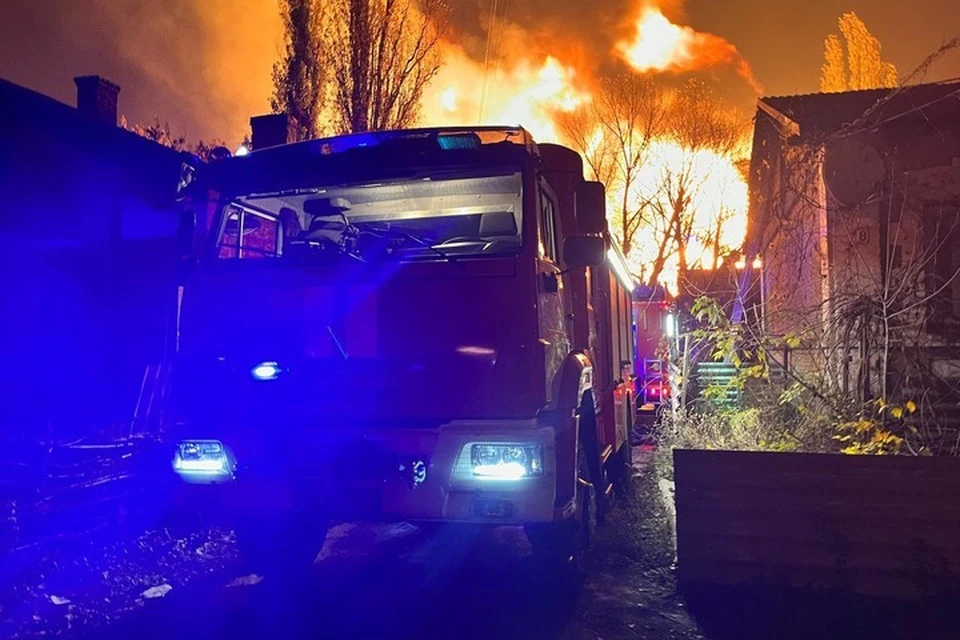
[563,236,606,267]
[576,181,607,234]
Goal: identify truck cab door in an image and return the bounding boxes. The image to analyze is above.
[537,180,569,405]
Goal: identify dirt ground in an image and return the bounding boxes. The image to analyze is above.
[570,458,702,640]
[8,445,959,639]
[2,446,706,640]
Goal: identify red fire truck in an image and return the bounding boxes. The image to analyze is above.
[633,286,673,436]
[169,126,636,570]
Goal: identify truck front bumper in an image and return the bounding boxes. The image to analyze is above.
[171,419,560,525]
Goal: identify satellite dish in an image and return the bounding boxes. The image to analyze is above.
[824,138,885,207]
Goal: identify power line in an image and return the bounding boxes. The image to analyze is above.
[479,0,504,123]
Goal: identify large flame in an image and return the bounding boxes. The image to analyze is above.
[616,7,761,92]
[616,7,692,72]
[610,139,749,285]
[421,2,754,288]
[422,46,589,143]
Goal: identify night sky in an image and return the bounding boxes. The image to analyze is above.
[1,0,957,145]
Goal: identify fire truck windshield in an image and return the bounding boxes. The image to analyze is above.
[214,169,523,262]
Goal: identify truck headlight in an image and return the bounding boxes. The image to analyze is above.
[471,444,543,479]
[173,440,233,477]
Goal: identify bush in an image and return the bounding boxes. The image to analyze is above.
[650,400,839,485]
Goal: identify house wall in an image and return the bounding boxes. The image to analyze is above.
[758,143,828,339]
[750,97,960,404]
[0,102,181,441]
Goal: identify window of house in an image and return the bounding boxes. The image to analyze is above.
[923,202,960,321]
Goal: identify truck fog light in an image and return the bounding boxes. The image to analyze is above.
[471,444,543,479]
[173,440,233,477]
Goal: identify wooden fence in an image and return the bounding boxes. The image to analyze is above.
[674,448,960,598]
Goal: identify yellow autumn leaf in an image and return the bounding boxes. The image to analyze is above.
[906,400,917,414]
[891,407,904,419]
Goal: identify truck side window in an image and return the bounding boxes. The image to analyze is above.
[218,208,279,259]
[539,186,558,261]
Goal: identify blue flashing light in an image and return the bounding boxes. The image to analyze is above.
[437,133,482,150]
[251,361,282,381]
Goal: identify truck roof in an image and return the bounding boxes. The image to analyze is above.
[202,126,538,196]
[246,125,535,159]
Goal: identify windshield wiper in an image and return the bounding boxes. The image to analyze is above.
[284,238,366,264]
[358,224,454,261]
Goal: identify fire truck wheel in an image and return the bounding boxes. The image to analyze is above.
[233,512,329,573]
[524,446,596,579]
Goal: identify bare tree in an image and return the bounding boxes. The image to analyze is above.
[326,0,449,133]
[271,0,327,140]
[559,75,666,259]
[561,79,746,287]
[556,106,617,188]
[123,115,187,151]
[600,76,668,259]
[122,115,227,162]
[821,12,898,92]
[646,81,747,288]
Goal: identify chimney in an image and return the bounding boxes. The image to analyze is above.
[251,113,297,150]
[74,76,120,127]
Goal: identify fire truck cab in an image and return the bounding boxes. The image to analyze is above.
[170,126,636,569]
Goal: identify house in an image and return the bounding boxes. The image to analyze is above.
[0,75,187,440]
[743,81,960,418]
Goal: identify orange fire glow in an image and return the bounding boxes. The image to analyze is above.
[421,2,755,288]
[423,47,589,143]
[616,8,761,92]
[610,139,750,285]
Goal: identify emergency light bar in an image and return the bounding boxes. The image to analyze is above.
[304,126,534,158]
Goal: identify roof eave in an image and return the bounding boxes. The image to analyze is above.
[757,99,801,138]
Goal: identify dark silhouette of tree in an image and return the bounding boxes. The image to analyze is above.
[325,0,449,133]
[271,0,326,140]
[122,116,227,162]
